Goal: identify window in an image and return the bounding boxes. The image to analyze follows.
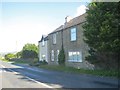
[51,50,54,61]
[42,40,45,46]
[53,33,56,44]
[42,55,45,61]
[70,28,76,41]
[68,51,82,62]
[57,50,59,61]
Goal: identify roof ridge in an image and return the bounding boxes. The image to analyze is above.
[49,13,87,34]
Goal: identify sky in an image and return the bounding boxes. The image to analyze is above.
[0,1,90,53]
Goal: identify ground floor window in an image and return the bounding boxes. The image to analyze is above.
[51,50,54,61]
[68,51,82,62]
[42,55,45,61]
[57,50,59,61]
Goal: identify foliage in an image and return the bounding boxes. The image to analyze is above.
[16,51,22,58]
[33,58,39,63]
[21,50,38,58]
[21,43,38,59]
[39,65,119,78]
[83,2,119,69]
[39,60,48,65]
[0,55,3,60]
[58,46,65,65]
[5,53,16,60]
[29,58,40,66]
[29,59,48,66]
[22,43,38,53]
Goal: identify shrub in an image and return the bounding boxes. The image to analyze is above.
[4,53,16,60]
[29,58,39,66]
[58,46,65,65]
[39,60,48,65]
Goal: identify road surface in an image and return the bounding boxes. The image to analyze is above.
[0,60,119,89]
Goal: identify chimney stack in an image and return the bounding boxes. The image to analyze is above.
[65,16,72,24]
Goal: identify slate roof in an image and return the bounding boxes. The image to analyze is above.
[49,25,63,35]
[64,13,87,29]
[39,35,48,42]
[49,13,87,34]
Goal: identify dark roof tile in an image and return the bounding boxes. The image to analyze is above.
[49,13,87,35]
[39,35,48,42]
[49,25,63,34]
[64,13,87,29]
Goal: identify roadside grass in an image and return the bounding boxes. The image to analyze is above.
[0,58,32,64]
[38,65,119,78]
[12,59,31,64]
[0,58,10,62]
[1,59,119,78]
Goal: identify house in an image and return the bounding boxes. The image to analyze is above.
[38,35,48,62]
[47,25,64,65]
[47,13,94,69]
[62,14,94,69]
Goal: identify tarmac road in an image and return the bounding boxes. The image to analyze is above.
[0,60,119,89]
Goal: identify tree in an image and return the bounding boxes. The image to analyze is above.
[16,51,22,58]
[83,2,119,69]
[21,43,38,59]
[58,46,65,65]
[5,53,16,60]
[22,43,38,53]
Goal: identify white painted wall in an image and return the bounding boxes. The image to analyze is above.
[38,40,48,62]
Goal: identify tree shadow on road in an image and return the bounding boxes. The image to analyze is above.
[1,67,119,89]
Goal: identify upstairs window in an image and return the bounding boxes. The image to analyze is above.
[70,28,76,41]
[53,33,56,44]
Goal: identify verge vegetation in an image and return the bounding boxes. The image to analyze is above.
[38,65,119,78]
[1,58,119,78]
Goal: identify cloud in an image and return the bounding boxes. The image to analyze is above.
[75,5,87,17]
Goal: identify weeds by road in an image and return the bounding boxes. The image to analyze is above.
[38,65,119,78]
[1,59,119,78]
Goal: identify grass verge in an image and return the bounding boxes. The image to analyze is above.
[1,59,119,78]
[12,60,30,64]
[0,59,10,62]
[38,65,119,78]
[0,58,32,64]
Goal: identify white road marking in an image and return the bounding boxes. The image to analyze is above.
[25,76,53,88]
[0,69,3,73]
[1,65,5,68]
[0,64,53,88]
[0,65,6,72]
[6,68,18,74]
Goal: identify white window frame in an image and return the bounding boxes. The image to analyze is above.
[57,50,59,61]
[68,51,82,62]
[51,50,54,61]
[53,33,56,44]
[70,27,76,41]
[42,55,45,61]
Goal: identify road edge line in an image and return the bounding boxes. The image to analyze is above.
[1,65,5,68]
[25,76,53,88]
[1,65,53,88]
